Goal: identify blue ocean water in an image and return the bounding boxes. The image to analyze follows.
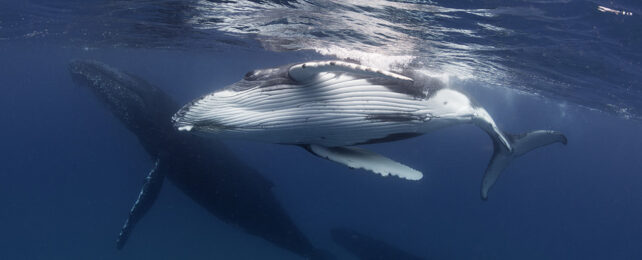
[1,1,641,259]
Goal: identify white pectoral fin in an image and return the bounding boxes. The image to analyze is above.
[305,145,423,181]
[288,61,413,83]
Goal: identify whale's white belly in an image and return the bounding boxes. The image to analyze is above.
[183,73,465,146]
[173,60,568,200]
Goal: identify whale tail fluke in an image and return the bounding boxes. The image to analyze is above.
[481,130,567,200]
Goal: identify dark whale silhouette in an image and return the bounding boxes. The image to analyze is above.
[331,227,424,260]
[68,60,330,259]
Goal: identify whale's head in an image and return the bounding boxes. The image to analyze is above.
[69,60,178,150]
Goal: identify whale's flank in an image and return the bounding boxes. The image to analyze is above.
[174,60,567,199]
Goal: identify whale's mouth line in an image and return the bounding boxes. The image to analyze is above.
[173,113,234,133]
[172,109,194,132]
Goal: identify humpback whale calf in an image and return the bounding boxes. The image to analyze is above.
[68,60,330,259]
[331,228,424,260]
[173,60,567,199]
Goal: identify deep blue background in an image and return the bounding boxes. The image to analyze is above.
[1,40,641,259]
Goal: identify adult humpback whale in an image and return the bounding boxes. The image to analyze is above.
[173,60,567,199]
[68,60,330,259]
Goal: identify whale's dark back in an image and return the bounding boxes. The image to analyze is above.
[69,60,325,259]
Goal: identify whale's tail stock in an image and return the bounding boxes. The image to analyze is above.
[473,108,567,200]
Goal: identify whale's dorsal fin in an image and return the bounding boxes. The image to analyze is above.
[288,61,413,83]
[303,144,423,181]
[116,157,168,249]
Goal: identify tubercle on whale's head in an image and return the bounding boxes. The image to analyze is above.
[68,59,153,126]
[69,59,182,156]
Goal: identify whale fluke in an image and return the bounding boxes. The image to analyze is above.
[481,130,567,200]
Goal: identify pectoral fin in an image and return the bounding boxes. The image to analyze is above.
[116,158,167,249]
[303,144,423,181]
